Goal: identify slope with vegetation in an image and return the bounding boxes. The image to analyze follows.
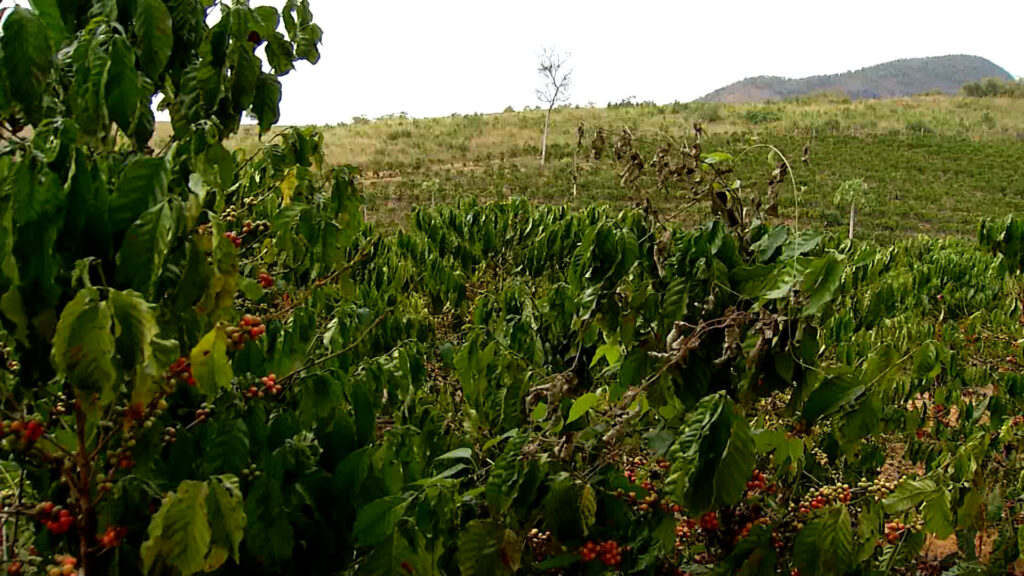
[214,94,1024,244]
[0,2,1023,576]
[698,55,1014,103]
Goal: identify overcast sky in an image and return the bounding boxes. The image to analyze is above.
[270,0,1022,125]
[5,0,1021,124]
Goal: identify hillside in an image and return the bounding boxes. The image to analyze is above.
[699,55,1014,103]
[200,95,1024,244]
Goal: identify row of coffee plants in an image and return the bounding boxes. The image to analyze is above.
[0,1,1021,575]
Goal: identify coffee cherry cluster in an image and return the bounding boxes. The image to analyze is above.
[246,373,281,399]
[745,469,776,497]
[222,205,239,223]
[195,403,213,424]
[107,447,135,471]
[242,220,270,236]
[0,344,17,373]
[883,520,908,544]
[96,472,114,494]
[615,456,684,515]
[795,484,851,515]
[240,463,262,479]
[746,469,767,492]
[859,477,898,502]
[223,231,243,249]
[930,403,957,427]
[579,540,622,567]
[674,518,696,549]
[98,525,128,549]
[52,393,69,415]
[525,529,553,562]
[735,517,772,543]
[258,272,275,289]
[168,357,196,387]
[36,503,74,535]
[3,419,45,444]
[698,511,719,531]
[161,426,178,445]
[44,555,77,576]
[622,455,647,483]
[226,315,266,350]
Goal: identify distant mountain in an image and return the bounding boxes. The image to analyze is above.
[699,55,1014,103]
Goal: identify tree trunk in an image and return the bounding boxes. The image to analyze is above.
[541,106,552,165]
[848,203,856,240]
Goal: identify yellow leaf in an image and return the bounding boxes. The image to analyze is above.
[280,168,297,206]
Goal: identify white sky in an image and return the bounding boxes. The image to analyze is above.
[4,0,1021,125]
[274,0,1023,125]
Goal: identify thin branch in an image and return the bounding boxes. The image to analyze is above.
[278,311,390,387]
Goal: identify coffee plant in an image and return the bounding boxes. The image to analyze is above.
[0,2,1022,576]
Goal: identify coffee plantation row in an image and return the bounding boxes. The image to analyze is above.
[0,1,1021,575]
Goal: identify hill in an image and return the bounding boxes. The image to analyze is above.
[699,55,1014,103]
[203,94,1024,244]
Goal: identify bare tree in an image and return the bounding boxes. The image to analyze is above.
[536,48,572,165]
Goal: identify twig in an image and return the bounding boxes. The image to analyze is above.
[278,312,390,387]
[640,312,752,389]
[10,470,23,559]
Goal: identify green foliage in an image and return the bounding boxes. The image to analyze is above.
[1,3,1023,576]
[963,77,1024,98]
[793,507,854,576]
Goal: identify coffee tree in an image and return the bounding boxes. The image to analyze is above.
[0,1,358,574]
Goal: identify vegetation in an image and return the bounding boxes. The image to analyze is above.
[699,55,1014,103]
[227,95,1024,245]
[0,2,1023,576]
[962,78,1024,99]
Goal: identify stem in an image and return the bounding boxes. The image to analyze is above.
[75,406,97,575]
[278,311,389,387]
[849,203,856,240]
[10,470,23,560]
[541,107,551,165]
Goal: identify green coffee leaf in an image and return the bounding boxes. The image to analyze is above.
[436,447,473,461]
[801,254,844,316]
[566,392,599,424]
[141,480,212,576]
[108,289,160,374]
[882,479,938,514]
[116,200,182,298]
[923,488,953,540]
[665,393,755,514]
[801,373,864,424]
[252,72,282,134]
[52,287,117,409]
[353,495,409,547]
[106,35,140,135]
[206,475,246,569]
[0,7,53,124]
[793,507,853,576]
[110,158,170,232]
[914,340,942,378]
[27,0,64,46]
[458,520,521,576]
[135,0,174,79]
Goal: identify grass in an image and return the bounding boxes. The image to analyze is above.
[157,94,1024,244]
